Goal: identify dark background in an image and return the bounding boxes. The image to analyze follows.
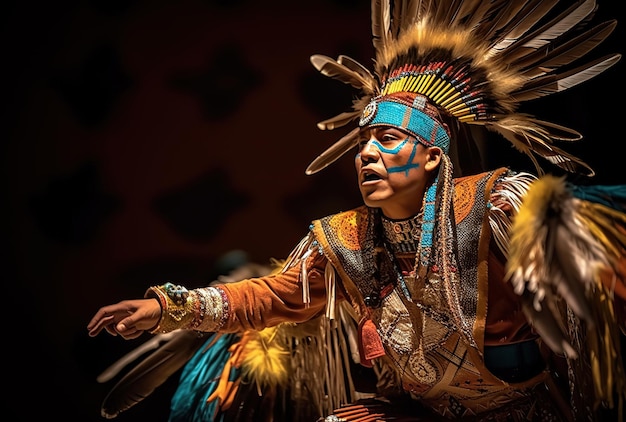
[2,1,624,421]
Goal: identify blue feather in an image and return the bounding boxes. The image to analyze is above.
[568,183,626,210]
[169,333,241,422]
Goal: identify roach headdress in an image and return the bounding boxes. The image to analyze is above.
[306,0,621,177]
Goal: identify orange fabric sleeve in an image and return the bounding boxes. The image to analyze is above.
[217,250,332,332]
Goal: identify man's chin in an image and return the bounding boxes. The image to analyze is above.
[361,193,390,208]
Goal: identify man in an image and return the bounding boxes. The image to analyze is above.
[88,1,626,420]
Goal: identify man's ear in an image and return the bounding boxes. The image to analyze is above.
[424,147,442,171]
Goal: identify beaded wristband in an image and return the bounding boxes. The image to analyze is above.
[199,287,230,331]
[145,284,194,334]
[144,284,228,334]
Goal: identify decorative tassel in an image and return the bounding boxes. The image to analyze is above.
[357,318,386,368]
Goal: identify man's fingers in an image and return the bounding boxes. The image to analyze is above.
[104,324,119,336]
[87,309,110,331]
[88,314,115,337]
[116,315,138,334]
[116,318,144,339]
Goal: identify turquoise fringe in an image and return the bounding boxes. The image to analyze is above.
[169,333,241,422]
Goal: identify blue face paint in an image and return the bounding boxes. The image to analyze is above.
[357,137,421,177]
[385,138,420,177]
[374,139,405,154]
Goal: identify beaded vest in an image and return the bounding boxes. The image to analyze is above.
[310,168,547,418]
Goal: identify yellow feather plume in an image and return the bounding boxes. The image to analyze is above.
[239,327,291,392]
[237,259,292,392]
[506,174,626,416]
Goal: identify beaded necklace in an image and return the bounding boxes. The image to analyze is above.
[380,212,422,254]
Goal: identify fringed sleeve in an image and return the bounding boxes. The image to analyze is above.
[217,234,330,332]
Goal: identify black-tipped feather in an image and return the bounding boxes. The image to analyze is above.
[498,0,598,63]
[516,20,617,76]
[490,0,559,52]
[100,330,210,419]
[310,55,375,91]
[306,127,361,175]
[512,53,621,101]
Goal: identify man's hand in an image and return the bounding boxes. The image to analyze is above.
[87,298,162,340]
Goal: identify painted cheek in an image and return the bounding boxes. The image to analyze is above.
[376,139,405,155]
[385,140,420,177]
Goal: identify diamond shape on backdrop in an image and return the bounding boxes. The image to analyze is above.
[169,43,263,121]
[153,167,249,242]
[52,44,132,128]
[29,161,120,244]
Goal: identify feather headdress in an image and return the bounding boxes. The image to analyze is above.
[306,0,620,176]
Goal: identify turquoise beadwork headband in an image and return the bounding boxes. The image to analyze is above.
[358,94,451,154]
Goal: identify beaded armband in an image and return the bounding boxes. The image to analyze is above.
[145,282,229,334]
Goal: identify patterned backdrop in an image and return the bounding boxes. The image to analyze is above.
[3,1,624,420]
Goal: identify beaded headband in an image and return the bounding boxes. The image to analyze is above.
[358,93,451,153]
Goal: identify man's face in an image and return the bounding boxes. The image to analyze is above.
[355,126,435,219]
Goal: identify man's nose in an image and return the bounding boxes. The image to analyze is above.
[360,139,379,162]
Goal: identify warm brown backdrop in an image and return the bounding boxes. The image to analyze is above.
[3,1,624,421]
